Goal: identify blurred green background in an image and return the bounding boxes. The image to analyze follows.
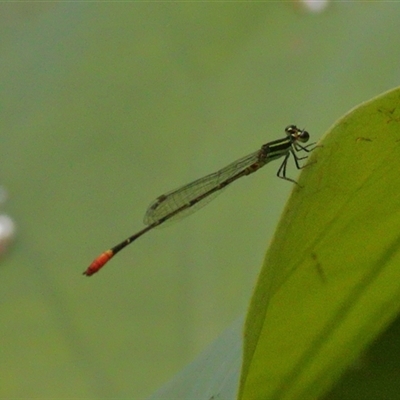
[1,2,400,399]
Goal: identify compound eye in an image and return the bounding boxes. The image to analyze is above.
[299,130,310,143]
[285,125,297,135]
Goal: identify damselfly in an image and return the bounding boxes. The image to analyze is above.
[84,125,313,276]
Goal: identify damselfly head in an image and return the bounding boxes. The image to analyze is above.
[285,125,310,143]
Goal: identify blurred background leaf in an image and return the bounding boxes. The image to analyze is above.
[1,2,400,399]
[148,317,243,400]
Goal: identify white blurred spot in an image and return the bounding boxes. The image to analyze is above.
[0,215,16,254]
[299,0,329,13]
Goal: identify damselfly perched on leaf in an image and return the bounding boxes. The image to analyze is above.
[84,125,314,276]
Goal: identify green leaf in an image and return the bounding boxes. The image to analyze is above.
[240,87,400,400]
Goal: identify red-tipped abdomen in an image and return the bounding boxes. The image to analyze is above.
[84,249,114,276]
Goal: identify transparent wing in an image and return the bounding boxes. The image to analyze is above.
[143,150,262,225]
